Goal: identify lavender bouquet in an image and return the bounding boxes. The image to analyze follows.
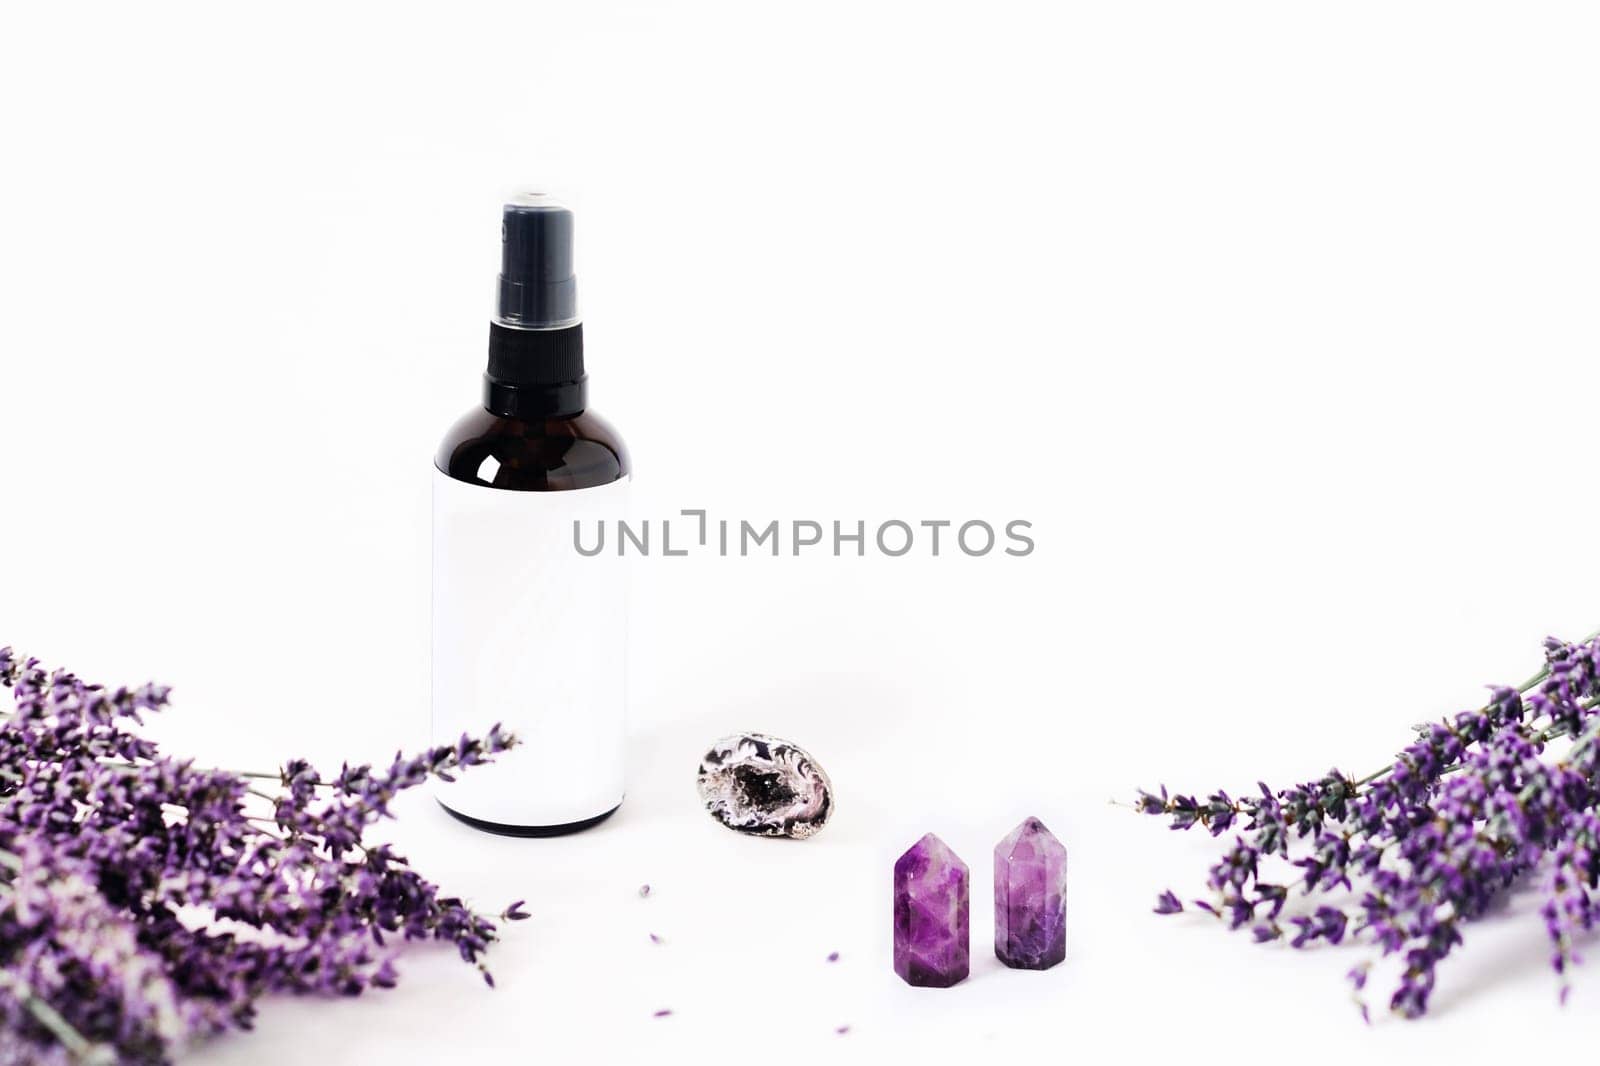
[1140,630,1600,1020]
[0,647,526,1064]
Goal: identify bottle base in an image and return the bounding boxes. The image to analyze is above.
[437,799,622,837]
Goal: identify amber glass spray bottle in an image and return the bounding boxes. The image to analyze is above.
[432,193,630,835]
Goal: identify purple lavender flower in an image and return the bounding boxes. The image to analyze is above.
[0,647,521,1061]
[1138,629,1600,1019]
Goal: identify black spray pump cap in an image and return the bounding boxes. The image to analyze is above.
[496,192,579,329]
[484,192,586,415]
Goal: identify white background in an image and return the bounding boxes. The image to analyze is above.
[3,2,1599,1063]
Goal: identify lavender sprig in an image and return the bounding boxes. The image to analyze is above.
[0,647,520,1062]
[1138,630,1600,1018]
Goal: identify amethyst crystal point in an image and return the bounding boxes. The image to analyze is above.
[994,816,1067,970]
[893,833,970,987]
[697,733,833,839]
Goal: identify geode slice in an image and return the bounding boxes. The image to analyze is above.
[696,733,833,839]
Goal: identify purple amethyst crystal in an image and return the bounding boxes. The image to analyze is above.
[696,733,833,839]
[893,833,970,987]
[994,816,1067,970]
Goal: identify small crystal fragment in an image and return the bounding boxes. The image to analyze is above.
[696,733,833,839]
[893,833,970,987]
[993,816,1067,970]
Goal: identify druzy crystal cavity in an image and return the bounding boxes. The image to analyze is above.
[994,816,1067,970]
[696,733,833,839]
[893,833,970,987]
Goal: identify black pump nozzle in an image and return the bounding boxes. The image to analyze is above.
[485,193,586,417]
[496,193,578,329]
